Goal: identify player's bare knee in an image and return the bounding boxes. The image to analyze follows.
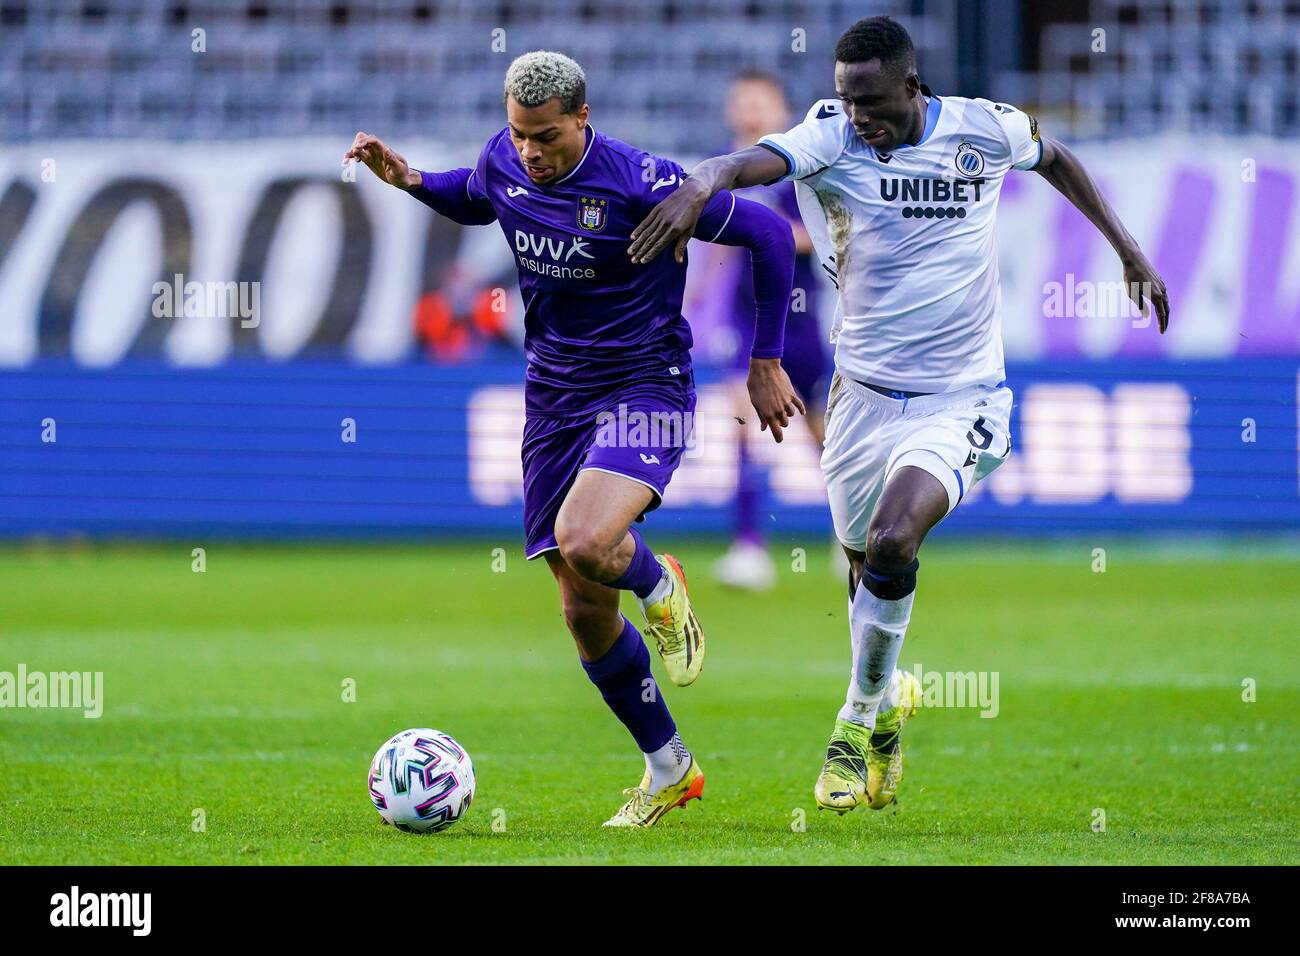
[555,525,614,581]
[865,523,918,571]
[561,540,615,581]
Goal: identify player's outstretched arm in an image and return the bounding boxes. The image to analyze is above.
[1034,137,1169,333]
[342,132,496,226]
[628,146,788,265]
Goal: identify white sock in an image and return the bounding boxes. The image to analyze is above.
[837,585,913,731]
[876,668,903,713]
[645,733,690,794]
[642,568,672,607]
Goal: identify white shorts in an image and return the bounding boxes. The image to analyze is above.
[820,374,1014,551]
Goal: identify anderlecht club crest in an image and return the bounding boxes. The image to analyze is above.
[577,196,608,232]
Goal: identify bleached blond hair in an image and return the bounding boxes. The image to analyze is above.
[503,51,587,114]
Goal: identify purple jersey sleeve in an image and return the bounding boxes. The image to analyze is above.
[693,190,740,243]
[633,156,792,357]
[701,194,794,358]
[408,167,497,225]
[408,138,496,225]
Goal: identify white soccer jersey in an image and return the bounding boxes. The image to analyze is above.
[759,91,1042,393]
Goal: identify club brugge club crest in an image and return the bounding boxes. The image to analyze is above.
[577,196,608,232]
[954,141,985,178]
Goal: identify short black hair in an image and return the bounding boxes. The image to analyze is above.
[834,16,915,76]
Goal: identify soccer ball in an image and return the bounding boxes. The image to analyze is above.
[367,728,475,833]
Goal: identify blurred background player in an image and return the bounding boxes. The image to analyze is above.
[346,51,801,827]
[712,71,831,592]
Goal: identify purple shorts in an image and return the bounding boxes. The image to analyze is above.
[522,369,697,560]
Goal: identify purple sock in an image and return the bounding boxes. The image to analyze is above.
[735,439,763,545]
[581,617,677,753]
[608,527,664,600]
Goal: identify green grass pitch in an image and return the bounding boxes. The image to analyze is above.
[1,540,1295,865]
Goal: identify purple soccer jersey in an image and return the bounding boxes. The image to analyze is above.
[462,125,781,416]
[408,125,795,557]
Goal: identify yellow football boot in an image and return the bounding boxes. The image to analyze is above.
[814,719,871,814]
[866,670,921,809]
[602,758,705,828]
[639,554,704,686]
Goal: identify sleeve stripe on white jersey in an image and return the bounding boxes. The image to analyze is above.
[1016,138,1043,171]
[756,140,795,183]
[704,192,736,243]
